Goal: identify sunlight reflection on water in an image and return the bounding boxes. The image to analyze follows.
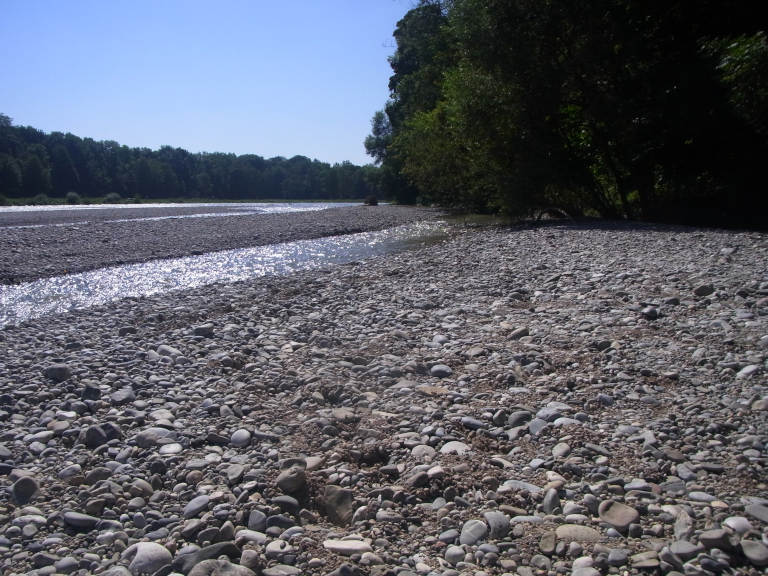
[0,221,448,327]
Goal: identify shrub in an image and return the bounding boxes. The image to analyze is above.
[0,194,9,206]
[104,192,122,204]
[364,195,379,206]
[31,194,51,205]
[65,191,82,204]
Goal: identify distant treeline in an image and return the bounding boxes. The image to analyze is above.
[0,114,381,203]
[366,0,768,227]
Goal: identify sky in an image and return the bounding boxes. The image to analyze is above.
[0,0,413,165]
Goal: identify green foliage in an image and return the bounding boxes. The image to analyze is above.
[0,116,382,202]
[104,192,122,203]
[65,191,82,204]
[367,0,768,226]
[31,193,51,205]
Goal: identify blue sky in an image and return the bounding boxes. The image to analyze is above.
[0,0,412,165]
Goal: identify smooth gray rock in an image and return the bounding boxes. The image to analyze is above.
[742,540,768,567]
[598,500,639,531]
[430,364,453,378]
[183,494,210,518]
[325,484,355,526]
[44,363,72,382]
[459,519,488,545]
[123,542,172,575]
[11,475,39,505]
[484,511,510,539]
[62,511,99,530]
[276,465,307,494]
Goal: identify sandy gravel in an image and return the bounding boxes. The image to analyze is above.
[0,220,766,575]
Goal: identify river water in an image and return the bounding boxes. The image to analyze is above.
[0,219,448,328]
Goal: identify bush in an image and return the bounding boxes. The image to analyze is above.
[364,195,379,206]
[0,194,9,206]
[104,192,122,204]
[65,191,82,204]
[31,194,51,205]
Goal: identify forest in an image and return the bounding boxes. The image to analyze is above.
[366,0,768,227]
[0,114,379,204]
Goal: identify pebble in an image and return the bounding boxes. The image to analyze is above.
[323,539,373,556]
[598,500,639,531]
[460,519,488,545]
[1,218,766,576]
[123,542,172,575]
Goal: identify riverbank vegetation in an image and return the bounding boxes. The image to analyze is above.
[0,114,380,205]
[366,0,768,228]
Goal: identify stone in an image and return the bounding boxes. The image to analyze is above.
[598,500,639,531]
[276,465,307,494]
[699,528,734,550]
[231,428,251,447]
[723,516,752,534]
[44,363,72,382]
[123,542,172,575]
[248,510,267,532]
[171,542,242,574]
[669,540,703,561]
[459,519,488,545]
[745,503,768,523]
[323,539,373,556]
[483,511,510,539]
[62,511,99,530]
[183,494,210,518]
[742,540,768,567]
[555,525,601,543]
[11,475,39,505]
[440,440,471,455]
[325,485,355,526]
[189,558,256,576]
[430,364,453,378]
[694,283,715,297]
[445,545,465,565]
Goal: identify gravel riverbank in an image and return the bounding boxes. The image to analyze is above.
[1,221,767,575]
[0,205,438,284]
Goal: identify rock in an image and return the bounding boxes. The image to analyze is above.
[123,542,172,575]
[248,510,267,532]
[183,494,210,518]
[598,500,639,531]
[459,519,488,545]
[694,283,715,296]
[430,364,453,378]
[699,528,734,550]
[171,542,242,574]
[62,511,99,530]
[11,475,39,504]
[445,545,465,565]
[484,511,510,539]
[723,516,753,534]
[745,503,768,523]
[555,525,601,543]
[230,428,251,447]
[440,440,471,455]
[44,363,72,382]
[323,539,373,556]
[276,465,307,494]
[193,323,215,337]
[742,540,768,567]
[325,485,355,526]
[189,558,256,576]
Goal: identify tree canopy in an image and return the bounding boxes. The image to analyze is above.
[0,115,380,203]
[367,0,768,227]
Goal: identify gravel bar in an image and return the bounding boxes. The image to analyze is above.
[0,205,439,284]
[0,221,767,576]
